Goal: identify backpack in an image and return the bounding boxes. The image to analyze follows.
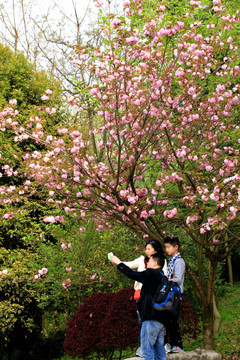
[153,271,182,317]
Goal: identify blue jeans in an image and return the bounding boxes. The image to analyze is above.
[140,320,166,360]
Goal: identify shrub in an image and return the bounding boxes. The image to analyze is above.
[180,296,201,340]
[63,287,138,359]
[64,287,200,359]
[28,330,65,360]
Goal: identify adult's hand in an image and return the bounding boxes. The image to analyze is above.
[111,255,121,265]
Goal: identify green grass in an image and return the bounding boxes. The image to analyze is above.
[183,282,240,360]
[215,282,240,360]
[59,282,240,360]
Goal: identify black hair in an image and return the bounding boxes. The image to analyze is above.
[144,239,165,266]
[150,254,164,269]
[145,239,164,256]
[164,236,180,248]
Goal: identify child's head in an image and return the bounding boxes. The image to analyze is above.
[164,236,180,257]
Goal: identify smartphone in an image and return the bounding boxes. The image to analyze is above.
[108,252,114,261]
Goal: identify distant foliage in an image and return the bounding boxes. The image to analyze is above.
[63,287,138,359]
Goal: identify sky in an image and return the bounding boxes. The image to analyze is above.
[0,0,121,47]
[0,0,122,91]
[0,0,97,38]
[0,0,99,61]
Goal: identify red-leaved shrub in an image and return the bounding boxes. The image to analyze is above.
[180,296,201,340]
[63,287,138,359]
[63,288,200,359]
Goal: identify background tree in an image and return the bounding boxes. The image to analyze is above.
[0,0,101,96]
[0,42,66,359]
[0,248,42,360]
[0,42,63,249]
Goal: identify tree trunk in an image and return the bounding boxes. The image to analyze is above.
[213,293,222,338]
[202,304,215,349]
[227,253,233,285]
[225,237,233,286]
[202,256,218,350]
[186,254,217,350]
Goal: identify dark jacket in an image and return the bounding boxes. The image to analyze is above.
[117,263,166,324]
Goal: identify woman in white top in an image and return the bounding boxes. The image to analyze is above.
[124,239,168,299]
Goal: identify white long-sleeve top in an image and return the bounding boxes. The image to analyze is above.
[123,255,168,291]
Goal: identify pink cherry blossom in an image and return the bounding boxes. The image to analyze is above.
[3,213,14,219]
[61,242,67,250]
[9,99,17,105]
[90,273,97,280]
[44,216,56,223]
[62,279,71,289]
[41,268,48,274]
[38,268,48,277]
[186,214,198,225]
[84,188,91,195]
[190,1,201,7]
[127,195,138,204]
[41,95,50,101]
[163,208,178,218]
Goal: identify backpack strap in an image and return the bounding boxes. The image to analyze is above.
[159,269,180,290]
[158,270,164,277]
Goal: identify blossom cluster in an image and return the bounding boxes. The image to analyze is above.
[34,267,48,279]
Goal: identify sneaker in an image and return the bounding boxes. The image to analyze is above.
[164,343,172,353]
[171,346,183,352]
[136,347,142,357]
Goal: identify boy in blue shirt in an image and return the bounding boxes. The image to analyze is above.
[164,236,185,353]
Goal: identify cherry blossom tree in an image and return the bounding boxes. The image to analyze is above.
[1,0,240,350]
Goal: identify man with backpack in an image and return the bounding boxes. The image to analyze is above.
[111,253,167,360]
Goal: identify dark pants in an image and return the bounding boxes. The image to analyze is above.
[165,304,183,349]
[137,310,142,344]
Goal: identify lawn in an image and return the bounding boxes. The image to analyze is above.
[183,282,240,360]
